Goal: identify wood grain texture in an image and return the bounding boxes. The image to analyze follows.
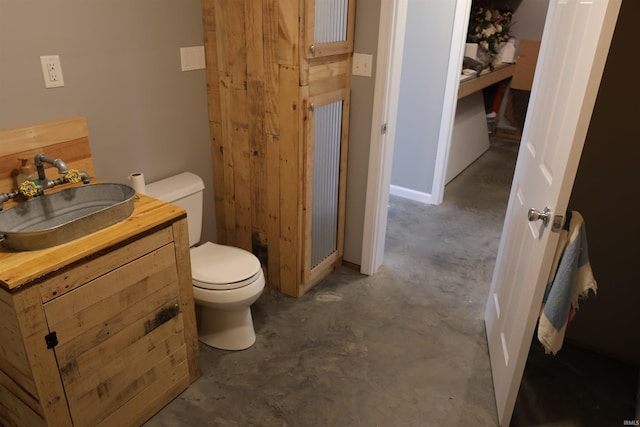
[458,63,515,99]
[0,117,93,196]
[170,218,201,383]
[12,287,73,427]
[0,117,88,156]
[0,117,200,426]
[202,0,354,296]
[0,193,185,292]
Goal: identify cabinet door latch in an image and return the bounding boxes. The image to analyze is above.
[45,331,58,349]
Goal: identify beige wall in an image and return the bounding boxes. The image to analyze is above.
[0,1,379,262]
[565,0,640,364]
[343,0,381,264]
[0,0,215,243]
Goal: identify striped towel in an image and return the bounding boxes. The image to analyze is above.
[538,211,597,354]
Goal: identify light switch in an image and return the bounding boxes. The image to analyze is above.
[180,46,205,71]
[352,53,373,77]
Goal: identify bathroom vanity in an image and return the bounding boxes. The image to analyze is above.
[0,118,200,426]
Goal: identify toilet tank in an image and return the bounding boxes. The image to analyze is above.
[145,172,205,246]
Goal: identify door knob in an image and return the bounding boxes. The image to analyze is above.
[528,207,550,226]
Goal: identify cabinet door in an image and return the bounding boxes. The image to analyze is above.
[303,0,356,59]
[42,243,190,427]
[303,88,351,287]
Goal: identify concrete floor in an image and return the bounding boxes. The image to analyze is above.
[146,140,637,427]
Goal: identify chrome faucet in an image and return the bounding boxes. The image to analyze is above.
[35,153,69,190]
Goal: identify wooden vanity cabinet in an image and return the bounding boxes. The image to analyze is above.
[203,0,355,297]
[0,218,199,427]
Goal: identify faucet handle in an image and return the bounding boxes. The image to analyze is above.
[19,180,40,198]
[64,169,83,184]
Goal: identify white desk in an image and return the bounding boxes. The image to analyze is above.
[447,64,515,183]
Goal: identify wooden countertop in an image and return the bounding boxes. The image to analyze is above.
[458,63,515,99]
[0,190,186,292]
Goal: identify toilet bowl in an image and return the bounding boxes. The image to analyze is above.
[190,242,265,350]
[145,172,264,351]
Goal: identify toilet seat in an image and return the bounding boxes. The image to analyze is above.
[190,242,262,290]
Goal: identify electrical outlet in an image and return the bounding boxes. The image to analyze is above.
[40,55,64,88]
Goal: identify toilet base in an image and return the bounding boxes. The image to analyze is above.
[198,306,257,350]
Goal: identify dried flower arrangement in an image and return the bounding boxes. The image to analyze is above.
[467,2,513,67]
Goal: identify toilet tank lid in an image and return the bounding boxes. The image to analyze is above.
[146,172,204,203]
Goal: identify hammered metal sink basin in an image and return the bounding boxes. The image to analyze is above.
[0,183,136,251]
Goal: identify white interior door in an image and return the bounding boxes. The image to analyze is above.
[484,1,621,426]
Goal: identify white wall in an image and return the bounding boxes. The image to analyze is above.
[507,0,550,42]
[390,0,457,197]
[0,0,215,243]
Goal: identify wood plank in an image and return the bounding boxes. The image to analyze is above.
[246,1,268,264]
[337,89,351,263]
[215,7,237,245]
[12,287,72,426]
[305,250,341,294]
[43,244,175,324]
[44,248,178,345]
[308,72,350,97]
[0,400,45,427]
[226,0,252,252]
[458,63,515,99]
[302,0,316,65]
[39,227,172,303]
[263,0,281,136]
[307,55,351,85]
[52,281,181,403]
[95,352,189,427]
[0,296,35,397]
[230,87,253,251]
[278,0,299,66]
[57,311,183,388]
[278,65,302,295]
[0,117,88,156]
[0,367,42,418]
[209,122,228,243]
[68,343,187,427]
[202,1,222,123]
[265,133,281,287]
[302,95,315,285]
[213,0,239,246]
[226,0,248,86]
[61,315,186,408]
[170,218,200,383]
[263,0,281,287]
[245,0,265,81]
[204,0,225,241]
[248,78,268,266]
[0,381,45,427]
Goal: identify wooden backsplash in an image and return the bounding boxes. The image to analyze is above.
[0,117,95,195]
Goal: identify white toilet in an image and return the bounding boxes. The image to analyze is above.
[145,172,265,351]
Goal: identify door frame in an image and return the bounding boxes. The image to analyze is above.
[360,0,472,275]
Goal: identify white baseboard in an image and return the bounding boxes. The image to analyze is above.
[389,184,437,205]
